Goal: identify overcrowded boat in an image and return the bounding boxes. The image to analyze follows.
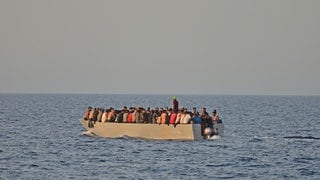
[80,97,224,140]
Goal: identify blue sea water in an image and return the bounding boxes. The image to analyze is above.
[0,94,319,179]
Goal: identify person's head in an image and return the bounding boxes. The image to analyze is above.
[172,96,176,100]
[212,109,217,114]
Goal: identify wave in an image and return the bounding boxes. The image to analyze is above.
[81,131,95,137]
[208,135,221,140]
[283,136,320,140]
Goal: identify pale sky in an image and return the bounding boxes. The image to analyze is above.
[1,0,320,95]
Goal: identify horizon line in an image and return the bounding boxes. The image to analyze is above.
[0,92,319,97]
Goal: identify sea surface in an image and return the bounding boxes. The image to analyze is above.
[0,94,319,179]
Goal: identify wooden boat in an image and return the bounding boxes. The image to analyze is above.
[80,119,224,140]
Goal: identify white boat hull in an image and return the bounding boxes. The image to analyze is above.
[80,119,223,141]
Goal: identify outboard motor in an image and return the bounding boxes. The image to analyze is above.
[204,127,219,139]
[212,127,219,136]
[204,127,213,139]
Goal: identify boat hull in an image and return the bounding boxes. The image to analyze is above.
[80,119,224,140]
[80,119,204,140]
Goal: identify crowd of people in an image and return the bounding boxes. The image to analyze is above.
[83,97,222,129]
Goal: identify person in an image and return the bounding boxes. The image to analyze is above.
[97,108,104,122]
[134,107,141,123]
[166,108,172,125]
[172,96,179,113]
[174,109,182,124]
[83,106,92,120]
[181,109,191,124]
[141,108,148,123]
[127,107,134,123]
[123,107,128,123]
[93,107,99,124]
[200,107,209,121]
[212,109,221,124]
[191,107,199,119]
[152,107,160,124]
[160,110,167,124]
[190,107,201,124]
[88,107,95,128]
[107,107,116,122]
[146,107,153,123]
[101,109,108,122]
[200,107,212,135]
[169,109,177,125]
[115,109,123,123]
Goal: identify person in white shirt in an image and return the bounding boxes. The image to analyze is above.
[181,109,191,124]
[101,109,108,122]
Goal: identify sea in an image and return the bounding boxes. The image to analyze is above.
[0,94,319,179]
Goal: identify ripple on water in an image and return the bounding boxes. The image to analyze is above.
[0,94,320,179]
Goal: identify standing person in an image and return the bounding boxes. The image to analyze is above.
[172,96,179,113]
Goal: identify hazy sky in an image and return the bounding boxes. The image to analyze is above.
[1,0,320,95]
